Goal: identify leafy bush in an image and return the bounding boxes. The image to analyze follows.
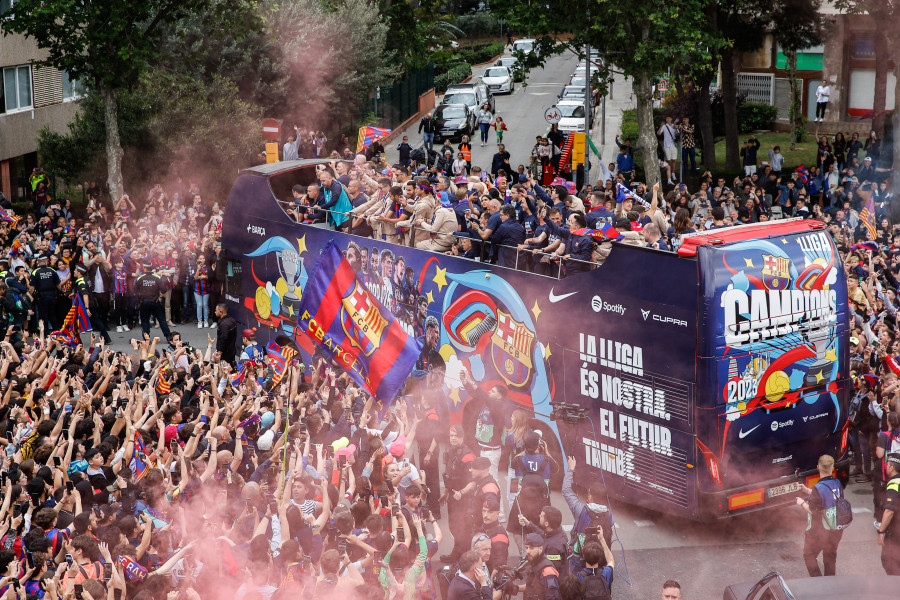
[620,109,639,142]
[737,102,778,133]
[458,42,504,65]
[435,63,472,93]
[453,12,499,38]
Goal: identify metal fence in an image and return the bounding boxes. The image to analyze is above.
[372,64,435,129]
[736,72,775,105]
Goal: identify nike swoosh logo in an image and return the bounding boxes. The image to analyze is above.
[549,289,577,303]
[738,425,760,439]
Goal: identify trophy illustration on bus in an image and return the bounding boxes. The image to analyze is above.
[245,236,309,335]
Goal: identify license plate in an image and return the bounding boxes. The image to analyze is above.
[769,482,802,498]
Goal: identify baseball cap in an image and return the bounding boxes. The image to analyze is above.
[524,533,545,547]
[850,336,860,345]
[389,435,407,457]
[242,329,255,339]
[470,456,491,470]
[484,498,501,512]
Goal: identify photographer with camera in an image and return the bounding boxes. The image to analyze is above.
[563,456,614,575]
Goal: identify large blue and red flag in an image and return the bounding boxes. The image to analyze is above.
[859,188,877,241]
[265,341,296,386]
[356,126,392,153]
[296,240,421,402]
[73,294,91,332]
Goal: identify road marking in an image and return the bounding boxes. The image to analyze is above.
[634,520,656,527]
[529,92,552,96]
[852,506,872,514]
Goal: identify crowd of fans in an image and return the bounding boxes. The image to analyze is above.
[283,123,893,278]
[0,111,892,600]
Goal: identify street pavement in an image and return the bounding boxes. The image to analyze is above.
[95,58,889,598]
[385,51,581,176]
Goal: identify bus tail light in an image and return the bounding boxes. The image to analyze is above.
[839,421,850,458]
[728,489,765,511]
[696,439,723,488]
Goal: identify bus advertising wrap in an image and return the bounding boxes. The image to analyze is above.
[697,228,850,490]
[223,172,702,517]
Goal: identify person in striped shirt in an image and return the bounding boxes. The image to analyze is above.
[113,257,131,332]
[193,254,210,328]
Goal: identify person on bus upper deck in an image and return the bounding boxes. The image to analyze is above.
[585,191,615,229]
[491,205,526,269]
[642,223,669,251]
[396,178,437,248]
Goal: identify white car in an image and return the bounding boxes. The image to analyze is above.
[481,66,514,94]
[512,38,535,55]
[554,99,588,133]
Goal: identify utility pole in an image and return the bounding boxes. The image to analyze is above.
[584,44,591,188]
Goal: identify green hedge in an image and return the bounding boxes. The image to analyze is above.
[737,102,778,133]
[457,41,504,65]
[435,63,473,93]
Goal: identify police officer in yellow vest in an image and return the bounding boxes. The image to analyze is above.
[877,453,900,575]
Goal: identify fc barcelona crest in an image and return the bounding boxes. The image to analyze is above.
[761,254,791,291]
[491,310,535,387]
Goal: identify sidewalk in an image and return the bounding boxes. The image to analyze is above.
[589,70,634,181]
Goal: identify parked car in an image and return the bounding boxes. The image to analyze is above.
[442,83,495,113]
[434,103,476,142]
[494,56,524,81]
[723,572,900,600]
[481,66,514,94]
[554,99,588,134]
[558,84,594,107]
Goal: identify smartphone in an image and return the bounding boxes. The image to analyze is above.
[25,551,34,570]
[53,456,62,467]
[170,439,178,451]
[65,554,74,566]
[74,584,83,599]
[103,563,112,581]
[66,480,74,493]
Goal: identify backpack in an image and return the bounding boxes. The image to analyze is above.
[815,481,852,531]
[517,455,550,502]
[577,568,611,600]
[571,507,613,555]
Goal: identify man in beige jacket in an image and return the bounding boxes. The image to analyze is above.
[396,178,436,247]
[416,203,459,252]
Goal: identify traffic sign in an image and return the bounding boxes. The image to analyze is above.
[544,106,562,124]
[261,118,282,141]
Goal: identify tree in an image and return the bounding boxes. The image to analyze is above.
[493,0,710,189]
[1,0,214,202]
[263,0,398,128]
[772,0,823,143]
[835,0,900,215]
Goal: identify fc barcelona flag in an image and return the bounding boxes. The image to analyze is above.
[296,241,421,401]
[356,126,392,153]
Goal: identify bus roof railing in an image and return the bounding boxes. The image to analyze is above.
[677,217,825,257]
